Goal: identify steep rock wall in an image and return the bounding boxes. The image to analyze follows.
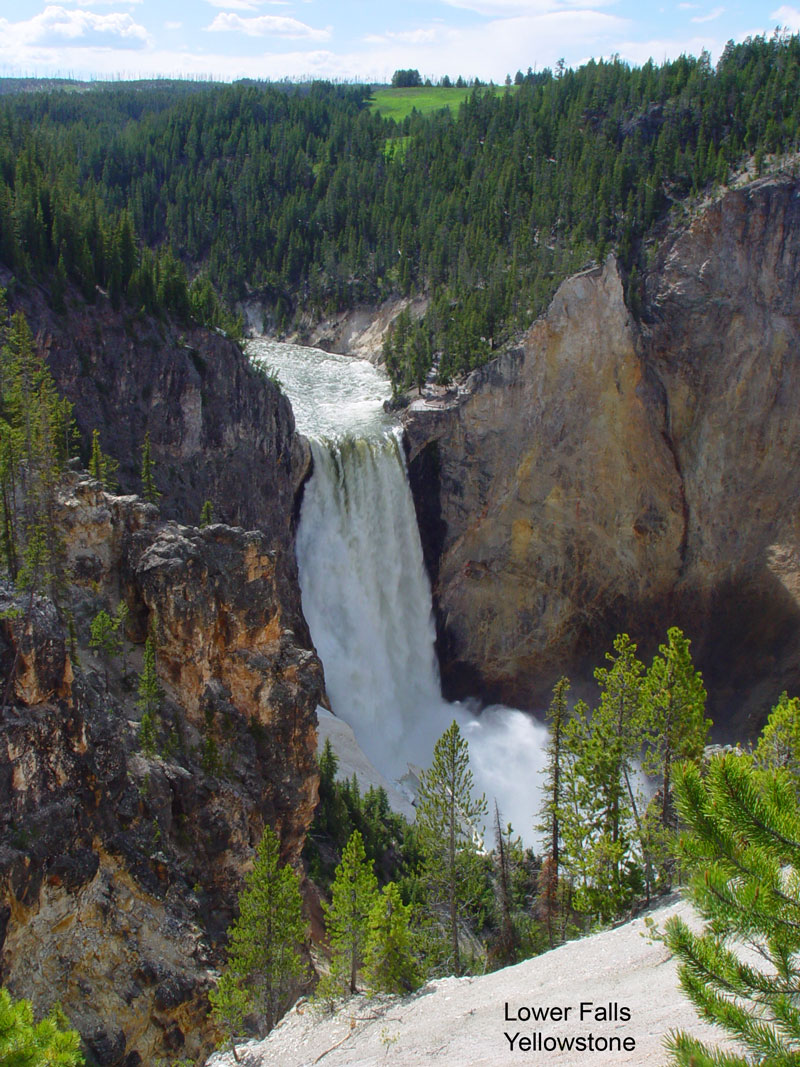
[0,477,323,1065]
[405,175,800,732]
[642,175,800,729]
[2,276,309,543]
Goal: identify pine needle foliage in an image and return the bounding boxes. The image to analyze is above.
[88,428,118,490]
[0,296,75,592]
[208,972,248,1064]
[136,634,161,755]
[416,719,487,976]
[642,627,709,886]
[556,628,709,926]
[665,755,800,1066]
[215,824,307,1038]
[536,676,570,946]
[363,883,420,995]
[0,987,84,1066]
[140,431,160,504]
[754,693,800,787]
[323,830,379,995]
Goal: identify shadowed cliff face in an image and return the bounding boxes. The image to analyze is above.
[642,175,800,732]
[0,478,323,1066]
[404,174,800,735]
[2,275,310,546]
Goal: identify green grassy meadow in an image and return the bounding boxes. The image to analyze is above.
[369,85,498,121]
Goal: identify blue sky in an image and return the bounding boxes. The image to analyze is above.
[0,0,793,83]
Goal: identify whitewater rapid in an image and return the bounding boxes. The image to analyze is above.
[250,338,548,842]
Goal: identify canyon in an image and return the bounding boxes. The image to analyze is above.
[2,168,800,1062]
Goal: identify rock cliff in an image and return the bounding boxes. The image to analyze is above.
[404,174,800,733]
[0,477,324,1065]
[2,274,308,544]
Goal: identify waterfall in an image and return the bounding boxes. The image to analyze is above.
[251,337,548,842]
[297,431,451,779]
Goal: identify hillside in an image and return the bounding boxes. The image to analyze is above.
[2,33,799,385]
[206,895,737,1067]
[0,286,324,1062]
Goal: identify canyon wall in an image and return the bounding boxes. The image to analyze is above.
[2,273,308,544]
[0,476,324,1065]
[404,174,800,734]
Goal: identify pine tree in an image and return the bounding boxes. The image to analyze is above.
[665,755,800,1066]
[588,633,648,907]
[754,691,800,786]
[88,428,118,490]
[88,429,103,485]
[137,634,161,755]
[364,882,420,994]
[216,824,307,1036]
[557,681,642,925]
[209,972,248,1064]
[0,308,73,598]
[536,676,570,947]
[416,720,487,976]
[641,626,709,887]
[0,987,83,1066]
[314,737,349,842]
[323,829,379,994]
[492,803,519,962]
[89,608,122,688]
[52,252,68,314]
[140,430,160,503]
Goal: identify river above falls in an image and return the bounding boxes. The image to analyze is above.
[250,337,393,440]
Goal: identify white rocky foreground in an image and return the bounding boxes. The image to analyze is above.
[206,895,740,1067]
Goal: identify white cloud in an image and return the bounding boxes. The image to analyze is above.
[206,0,260,9]
[614,32,727,65]
[207,12,331,39]
[691,6,724,22]
[441,0,616,13]
[364,27,441,45]
[771,5,800,30]
[57,0,143,5]
[0,8,627,83]
[0,0,756,83]
[165,20,182,30]
[333,9,632,82]
[0,6,148,51]
[677,3,698,8]
[205,0,289,9]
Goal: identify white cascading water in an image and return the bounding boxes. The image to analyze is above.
[297,432,446,777]
[250,338,548,842]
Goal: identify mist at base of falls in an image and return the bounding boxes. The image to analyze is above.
[251,337,548,844]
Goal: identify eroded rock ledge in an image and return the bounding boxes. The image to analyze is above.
[404,174,800,733]
[0,476,324,1065]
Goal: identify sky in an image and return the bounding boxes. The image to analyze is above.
[0,0,796,84]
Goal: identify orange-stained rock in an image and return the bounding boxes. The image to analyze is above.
[0,480,324,1066]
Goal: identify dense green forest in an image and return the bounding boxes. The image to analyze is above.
[1,32,799,389]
